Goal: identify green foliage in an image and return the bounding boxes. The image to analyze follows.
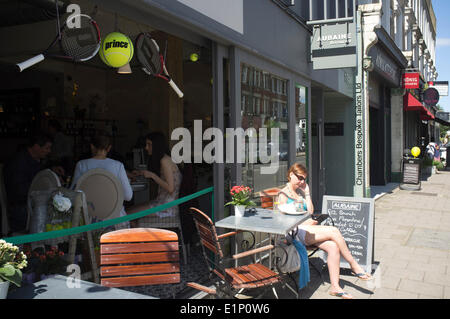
[433,160,444,170]
[0,240,27,287]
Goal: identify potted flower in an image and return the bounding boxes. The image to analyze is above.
[225,186,256,217]
[0,240,28,299]
[23,246,68,282]
[46,191,73,232]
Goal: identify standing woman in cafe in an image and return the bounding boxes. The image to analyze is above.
[71,133,133,229]
[278,163,373,299]
[128,131,182,227]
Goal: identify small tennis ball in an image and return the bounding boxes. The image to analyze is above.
[100,32,134,68]
[190,53,199,62]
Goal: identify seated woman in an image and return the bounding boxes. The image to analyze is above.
[71,134,133,229]
[128,131,182,227]
[278,163,373,299]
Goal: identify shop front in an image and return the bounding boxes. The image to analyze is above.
[0,0,327,226]
[367,27,407,186]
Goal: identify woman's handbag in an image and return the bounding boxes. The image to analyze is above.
[275,240,301,273]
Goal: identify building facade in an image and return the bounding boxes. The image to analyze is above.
[0,0,440,224]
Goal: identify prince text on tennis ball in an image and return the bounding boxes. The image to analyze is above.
[100,32,134,68]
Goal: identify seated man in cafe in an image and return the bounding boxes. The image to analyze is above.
[70,133,133,230]
[3,133,65,233]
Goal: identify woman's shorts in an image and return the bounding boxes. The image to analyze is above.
[286,226,307,245]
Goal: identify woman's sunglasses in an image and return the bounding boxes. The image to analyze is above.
[294,173,306,182]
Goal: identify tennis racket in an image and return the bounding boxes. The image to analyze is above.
[17,14,101,72]
[135,32,184,98]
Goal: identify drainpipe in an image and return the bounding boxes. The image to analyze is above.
[354,4,381,198]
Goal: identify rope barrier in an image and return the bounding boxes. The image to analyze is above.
[2,186,214,245]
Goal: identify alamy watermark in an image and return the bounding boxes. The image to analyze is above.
[171,120,280,174]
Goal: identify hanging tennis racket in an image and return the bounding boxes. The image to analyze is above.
[135,32,184,98]
[17,14,101,72]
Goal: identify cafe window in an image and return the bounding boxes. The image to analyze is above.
[295,84,308,169]
[240,63,288,193]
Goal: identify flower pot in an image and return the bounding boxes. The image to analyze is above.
[0,280,10,299]
[234,205,246,218]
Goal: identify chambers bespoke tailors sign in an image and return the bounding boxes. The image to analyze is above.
[321,196,375,274]
[311,22,357,70]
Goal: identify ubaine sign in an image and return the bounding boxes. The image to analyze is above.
[320,196,375,274]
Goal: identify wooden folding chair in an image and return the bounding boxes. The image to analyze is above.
[259,188,281,210]
[187,208,284,299]
[99,228,180,297]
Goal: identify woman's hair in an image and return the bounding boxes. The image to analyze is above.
[91,134,111,151]
[146,131,170,177]
[287,163,308,181]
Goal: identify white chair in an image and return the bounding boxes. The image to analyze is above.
[73,168,125,283]
[0,164,10,236]
[26,169,61,232]
[74,168,124,223]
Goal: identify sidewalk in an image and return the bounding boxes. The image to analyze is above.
[300,168,450,299]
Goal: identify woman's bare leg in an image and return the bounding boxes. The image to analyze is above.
[316,240,350,295]
[302,225,368,275]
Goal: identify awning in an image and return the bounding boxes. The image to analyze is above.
[404,92,435,120]
[435,116,450,126]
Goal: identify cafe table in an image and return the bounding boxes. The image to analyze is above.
[215,208,310,268]
[7,275,157,299]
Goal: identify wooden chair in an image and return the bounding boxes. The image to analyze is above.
[259,188,281,210]
[99,228,180,297]
[186,207,284,299]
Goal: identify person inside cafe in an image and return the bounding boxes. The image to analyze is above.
[128,131,182,227]
[70,133,132,229]
[3,133,65,233]
[278,163,373,299]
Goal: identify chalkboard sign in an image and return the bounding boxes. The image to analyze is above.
[320,196,375,274]
[402,158,421,185]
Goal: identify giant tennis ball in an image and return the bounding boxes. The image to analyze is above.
[99,32,134,68]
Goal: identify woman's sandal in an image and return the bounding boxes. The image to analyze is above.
[329,291,353,299]
[351,271,373,281]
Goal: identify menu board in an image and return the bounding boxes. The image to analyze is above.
[402,159,421,185]
[320,196,375,274]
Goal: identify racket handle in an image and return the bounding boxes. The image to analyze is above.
[17,54,45,72]
[168,79,184,98]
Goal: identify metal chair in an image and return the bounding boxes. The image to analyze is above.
[26,169,61,232]
[187,207,283,299]
[74,168,124,224]
[99,228,180,298]
[73,168,127,283]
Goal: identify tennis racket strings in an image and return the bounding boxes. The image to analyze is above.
[136,35,163,76]
[60,14,100,61]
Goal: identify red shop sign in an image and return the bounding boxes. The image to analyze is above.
[402,73,420,89]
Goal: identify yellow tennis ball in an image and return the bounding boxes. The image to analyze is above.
[100,32,134,68]
[411,146,421,158]
[190,53,199,62]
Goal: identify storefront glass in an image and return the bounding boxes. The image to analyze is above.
[240,63,288,193]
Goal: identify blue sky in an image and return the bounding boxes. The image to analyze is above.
[433,0,450,112]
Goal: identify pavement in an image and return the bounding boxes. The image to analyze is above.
[297,166,450,299]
